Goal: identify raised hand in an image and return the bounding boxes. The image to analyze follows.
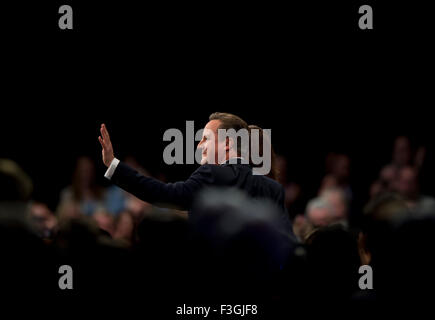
[98,123,115,167]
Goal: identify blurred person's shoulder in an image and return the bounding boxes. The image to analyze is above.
[415,195,435,216]
[59,185,73,201]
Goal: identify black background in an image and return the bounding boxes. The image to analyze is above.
[1,1,434,211]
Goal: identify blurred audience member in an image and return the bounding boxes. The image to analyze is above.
[28,201,57,239]
[320,187,349,224]
[0,158,33,222]
[414,145,426,173]
[319,173,338,192]
[371,136,415,199]
[293,197,333,242]
[391,136,412,168]
[321,152,352,200]
[0,159,53,297]
[113,210,135,244]
[104,184,126,215]
[392,166,435,215]
[274,155,304,219]
[306,197,336,227]
[93,207,115,236]
[292,214,310,242]
[293,189,349,242]
[60,156,105,216]
[125,192,153,221]
[57,198,82,221]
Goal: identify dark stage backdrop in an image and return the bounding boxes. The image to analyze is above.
[2,1,434,211]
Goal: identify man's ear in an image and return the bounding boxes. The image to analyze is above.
[226,137,233,151]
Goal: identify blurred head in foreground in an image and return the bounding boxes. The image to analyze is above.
[0,158,33,222]
[189,187,295,298]
[359,192,409,269]
[361,192,435,304]
[0,159,55,295]
[305,224,361,302]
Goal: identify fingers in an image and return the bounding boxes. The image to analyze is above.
[101,124,111,142]
[98,136,105,149]
[100,125,106,141]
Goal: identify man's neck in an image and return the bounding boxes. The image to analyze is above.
[220,156,244,165]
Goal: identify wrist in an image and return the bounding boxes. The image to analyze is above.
[106,156,115,167]
[104,158,120,180]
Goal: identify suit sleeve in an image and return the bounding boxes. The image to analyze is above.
[110,162,215,210]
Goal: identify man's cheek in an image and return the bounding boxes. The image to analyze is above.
[207,147,217,164]
[207,152,214,164]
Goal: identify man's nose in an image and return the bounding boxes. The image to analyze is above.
[197,139,204,149]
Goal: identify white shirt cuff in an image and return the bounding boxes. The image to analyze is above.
[104,158,120,180]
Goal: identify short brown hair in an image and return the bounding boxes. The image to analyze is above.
[248,125,279,181]
[209,112,249,156]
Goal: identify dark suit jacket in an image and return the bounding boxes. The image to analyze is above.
[111,161,293,233]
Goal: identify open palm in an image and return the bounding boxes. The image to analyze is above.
[98,123,115,167]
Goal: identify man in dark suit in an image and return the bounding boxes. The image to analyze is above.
[98,112,293,234]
